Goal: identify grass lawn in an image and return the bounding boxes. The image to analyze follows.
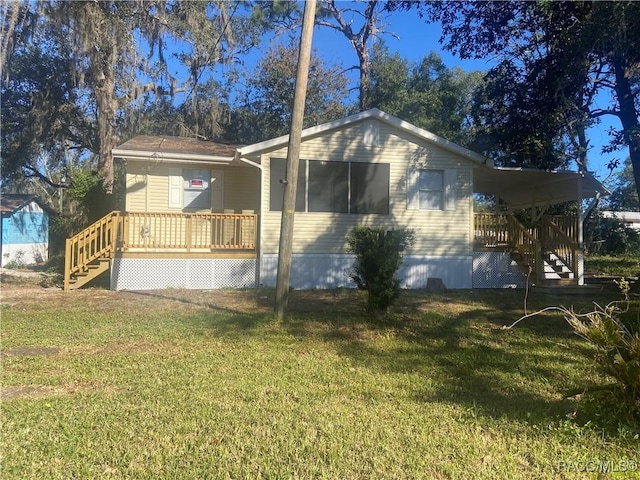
[585,253,640,278]
[1,281,639,479]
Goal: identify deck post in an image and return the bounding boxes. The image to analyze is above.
[64,238,71,291]
[535,242,544,285]
[186,215,192,252]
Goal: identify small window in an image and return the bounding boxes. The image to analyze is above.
[308,160,349,213]
[419,170,444,210]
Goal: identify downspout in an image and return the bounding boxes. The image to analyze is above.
[237,153,264,288]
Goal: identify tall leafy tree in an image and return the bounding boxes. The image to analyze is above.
[316,0,390,111]
[607,158,640,211]
[227,41,348,143]
[253,0,395,111]
[389,1,640,197]
[2,0,259,194]
[1,21,95,189]
[369,44,483,146]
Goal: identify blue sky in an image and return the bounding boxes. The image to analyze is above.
[304,6,622,182]
[197,3,622,182]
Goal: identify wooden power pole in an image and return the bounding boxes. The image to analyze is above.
[275,0,317,320]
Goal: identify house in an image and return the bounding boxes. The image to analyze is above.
[601,211,640,230]
[63,109,608,290]
[1,194,51,267]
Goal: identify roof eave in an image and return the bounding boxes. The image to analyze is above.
[113,148,235,164]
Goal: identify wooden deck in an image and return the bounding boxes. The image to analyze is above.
[64,211,258,290]
[473,213,581,286]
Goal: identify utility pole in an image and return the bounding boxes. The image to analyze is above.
[275,0,317,320]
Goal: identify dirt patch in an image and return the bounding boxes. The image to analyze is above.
[2,385,61,400]
[2,346,61,357]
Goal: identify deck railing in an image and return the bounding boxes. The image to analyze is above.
[64,211,258,289]
[474,213,511,247]
[121,212,258,251]
[507,215,542,279]
[474,213,581,284]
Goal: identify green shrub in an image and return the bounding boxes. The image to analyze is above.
[564,284,640,428]
[3,251,26,269]
[512,281,640,429]
[346,226,415,314]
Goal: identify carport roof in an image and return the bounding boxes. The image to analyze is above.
[473,166,609,208]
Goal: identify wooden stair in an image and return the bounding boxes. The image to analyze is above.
[64,211,122,291]
[539,252,575,286]
[66,258,111,290]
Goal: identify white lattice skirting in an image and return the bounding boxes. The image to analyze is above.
[472,252,528,288]
[111,258,257,290]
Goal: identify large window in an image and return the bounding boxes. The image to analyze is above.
[269,159,390,214]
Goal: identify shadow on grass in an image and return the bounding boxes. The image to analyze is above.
[129,287,622,428]
[275,289,606,427]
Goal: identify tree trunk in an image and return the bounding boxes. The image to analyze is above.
[94,65,116,194]
[358,45,370,111]
[613,55,640,208]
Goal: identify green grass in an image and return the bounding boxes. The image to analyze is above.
[2,286,639,479]
[585,253,640,278]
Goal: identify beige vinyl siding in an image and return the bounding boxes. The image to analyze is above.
[261,121,473,256]
[125,163,147,212]
[224,167,260,212]
[125,162,259,213]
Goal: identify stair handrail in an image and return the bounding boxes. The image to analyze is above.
[541,216,580,279]
[507,215,542,281]
[64,211,122,290]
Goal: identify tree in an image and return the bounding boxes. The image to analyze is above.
[389,1,640,192]
[1,31,95,190]
[607,158,640,211]
[254,0,395,111]
[2,1,259,194]
[226,41,348,143]
[316,0,390,111]
[369,44,483,146]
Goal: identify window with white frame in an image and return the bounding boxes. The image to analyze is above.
[419,170,444,210]
[407,168,456,211]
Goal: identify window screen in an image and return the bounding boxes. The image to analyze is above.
[308,160,349,213]
[350,163,389,214]
[269,158,306,212]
